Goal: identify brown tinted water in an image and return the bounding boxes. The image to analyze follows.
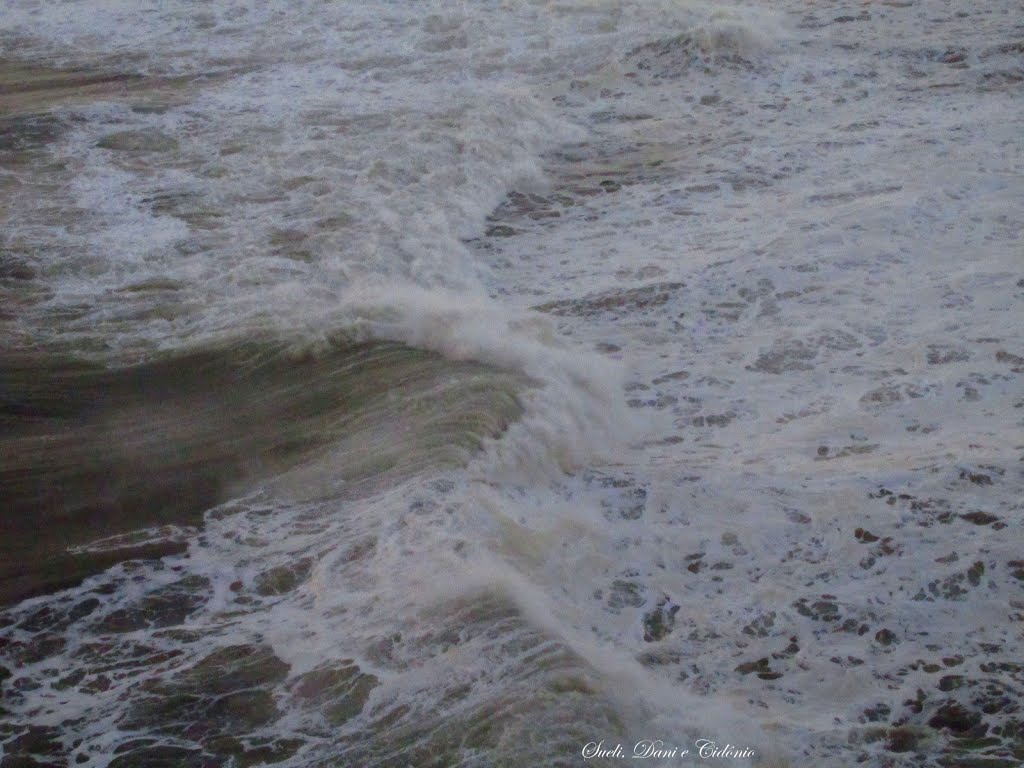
[0,340,521,606]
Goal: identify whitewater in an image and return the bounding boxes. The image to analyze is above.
[1,1,1022,766]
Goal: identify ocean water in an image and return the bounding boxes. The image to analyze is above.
[1,0,1022,766]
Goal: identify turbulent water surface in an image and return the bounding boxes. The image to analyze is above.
[1,0,1022,766]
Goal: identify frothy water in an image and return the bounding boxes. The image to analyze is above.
[2,1,1022,766]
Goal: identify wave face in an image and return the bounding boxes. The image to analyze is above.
[2,0,1023,766]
